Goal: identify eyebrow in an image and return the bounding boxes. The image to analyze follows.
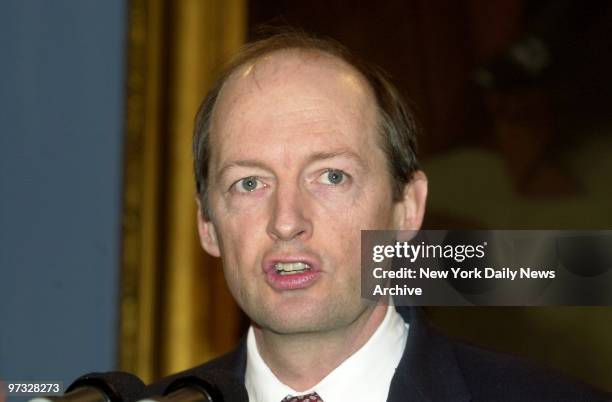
[217,149,368,181]
[305,149,368,169]
[217,159,271,181]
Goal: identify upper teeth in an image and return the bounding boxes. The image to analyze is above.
[275,262,311,273]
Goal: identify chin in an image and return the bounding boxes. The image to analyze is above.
[263,316,339,335]
[254,298,366,335]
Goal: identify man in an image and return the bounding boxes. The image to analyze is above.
[145,32,609,401]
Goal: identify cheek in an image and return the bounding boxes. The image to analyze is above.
[315,185,394,231]
[315,197,382,268]
[217,223,265,307]
[214,208,269,272]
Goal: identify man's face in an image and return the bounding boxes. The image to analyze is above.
[199,50,416,334]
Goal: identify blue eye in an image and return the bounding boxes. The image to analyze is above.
[235,176,261,192]
[320,169,346,185]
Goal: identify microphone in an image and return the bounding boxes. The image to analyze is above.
[28,371,145,402]
[138,369,248,402]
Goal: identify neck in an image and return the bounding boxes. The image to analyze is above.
[252,298,388,391]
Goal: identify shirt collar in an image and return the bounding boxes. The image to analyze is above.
[245,302,409,402]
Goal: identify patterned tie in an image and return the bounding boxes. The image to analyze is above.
[281,392,324,402]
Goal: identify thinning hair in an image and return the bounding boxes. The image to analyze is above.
[194,29,421,218]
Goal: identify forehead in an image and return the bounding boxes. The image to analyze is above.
[218,48,375,112]
[208,50,381,170]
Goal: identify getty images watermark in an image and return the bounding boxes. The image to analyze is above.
[361,230,612,306]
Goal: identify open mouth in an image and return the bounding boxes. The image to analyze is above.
[274,262,312,275]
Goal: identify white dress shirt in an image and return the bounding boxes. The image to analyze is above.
[245,302,409,402]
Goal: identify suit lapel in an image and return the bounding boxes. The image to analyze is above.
[388,307,472,402]
[206,334,248,382]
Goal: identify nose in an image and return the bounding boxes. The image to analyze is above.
[267,182,312,242]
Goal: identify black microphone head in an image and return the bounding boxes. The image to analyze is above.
[163,369,248,402]
[66,371,146,402]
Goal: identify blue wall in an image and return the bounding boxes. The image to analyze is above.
[0,0,126,394]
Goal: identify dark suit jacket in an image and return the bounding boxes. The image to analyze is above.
[143,307,610,401]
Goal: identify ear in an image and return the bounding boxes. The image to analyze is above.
[393,170,428,231]
[196,198,221,257]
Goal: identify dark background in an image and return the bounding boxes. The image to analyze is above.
[249,0,612,391]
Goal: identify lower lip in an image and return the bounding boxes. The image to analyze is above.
[265,269,321,291]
